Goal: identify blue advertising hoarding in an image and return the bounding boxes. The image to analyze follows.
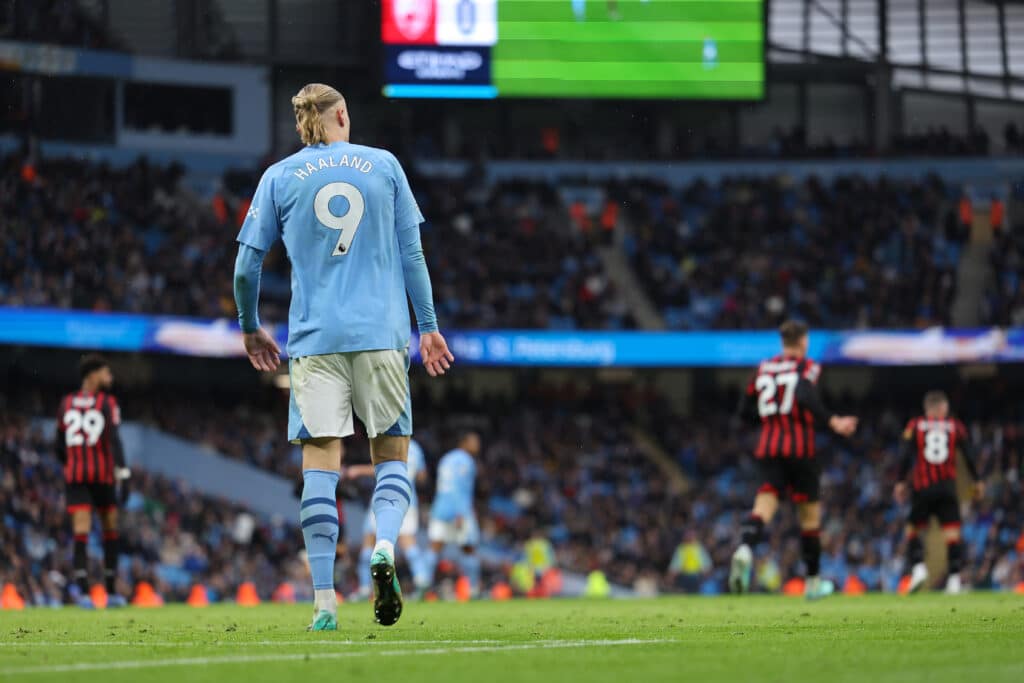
[0,307,1022,367]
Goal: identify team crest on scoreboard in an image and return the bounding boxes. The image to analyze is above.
[382,0,437,44]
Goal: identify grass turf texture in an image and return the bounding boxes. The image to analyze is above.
[493,0,764,99]
[1,594,1021,683]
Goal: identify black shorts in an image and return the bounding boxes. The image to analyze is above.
[909,487,960,528]
[757,457,821,503]
[66,482,117,513]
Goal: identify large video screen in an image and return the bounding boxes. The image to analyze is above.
[382,0,764,100]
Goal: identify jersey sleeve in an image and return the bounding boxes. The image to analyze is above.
[56,396,67,433]
[390,154,425,231]
[105,395,122,426]
[902,418,917,440]
[802,359,821,384]
[236,168,281,251]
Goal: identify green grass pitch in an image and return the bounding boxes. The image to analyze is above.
[1,594,1022,682]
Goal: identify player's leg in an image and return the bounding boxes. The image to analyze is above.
[397,507,430,595]
[794,461,832,600]
[367,435,411,625]
[356,522,375,601]
[300,438,343,629]
[571,0,586,21]
[730,460,782,594]
[456,515,482,597]
[796,501,831,599]
[66,484,93,607]
[290,354,353,630]
[425,520,450,590]
[97,487,126,607]
[939,496,965,594]
[352,349,414,625]
[905,494,930,593]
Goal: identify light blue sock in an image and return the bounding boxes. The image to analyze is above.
[358,546,372,592]
[300,469,339,593]
[460,552,481,593]
[372,461,411,551]
[404,543,429,590]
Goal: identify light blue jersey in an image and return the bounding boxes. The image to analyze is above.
[236,141,436,358]
[430,448,476,522]
[406,438,425,509]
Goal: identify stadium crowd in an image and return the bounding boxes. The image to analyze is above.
[8,152,1020,331]
[625,174,964,329]
[0,412,317,606]
[6,375,1021,606]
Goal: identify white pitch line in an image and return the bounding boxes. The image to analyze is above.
[0,639,507,648]
[0,639,670,675]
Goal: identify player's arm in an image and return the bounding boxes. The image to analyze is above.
[390,154,453,377]
[893,421,915,503]
[54,401,67,463]
[735,373,759,424]
[794,375,856,436]
[956,420,984,500]
[234,169,282,372]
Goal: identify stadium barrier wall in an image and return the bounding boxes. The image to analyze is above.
[2,307,1023,367]
[32,418,297,520]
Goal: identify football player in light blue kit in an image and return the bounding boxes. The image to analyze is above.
[348,438,432,599]
[427,432,481,596]
[233,83,454,631]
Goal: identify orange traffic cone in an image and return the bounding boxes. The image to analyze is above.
[271,582,296,604]
[843,575,867,596]
[186,584,209,607]
[132,581,164,608]
[782,577,805,596]
[897,575,912,595]
[1013,581,1024,595]
[490,582,513,601]
[236,581,260,606]
[90,584,109,609]
[1,583,25,610]
[454,575,472,602]
[335,591,345,605]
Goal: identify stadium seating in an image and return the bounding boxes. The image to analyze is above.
[7,152,1013,330]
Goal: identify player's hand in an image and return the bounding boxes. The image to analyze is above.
[419,331,454,377]
[829,415,858,437]
[243,327,281,372]
[893,482,909,504]
[972,481,986,501]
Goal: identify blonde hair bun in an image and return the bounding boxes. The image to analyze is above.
[292,83,344,146]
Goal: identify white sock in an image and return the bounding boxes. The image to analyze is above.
[314,588,337,614]
[373,540,395,563]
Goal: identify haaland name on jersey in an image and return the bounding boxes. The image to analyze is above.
[293,154,374,181]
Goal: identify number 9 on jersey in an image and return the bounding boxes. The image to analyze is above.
[314,181,366,256]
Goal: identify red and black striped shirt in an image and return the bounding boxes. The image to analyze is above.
[56,391,121,485]
[900,416,976,491]
[745,355,828,459]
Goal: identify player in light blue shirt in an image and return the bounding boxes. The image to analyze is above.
[233,83,453,631]
[350,439,431,598]
[427,432,482,596]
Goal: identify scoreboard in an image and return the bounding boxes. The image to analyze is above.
[381,0,765,100]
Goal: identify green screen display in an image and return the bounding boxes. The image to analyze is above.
[493,0,764,99]
[381,0,764,100]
